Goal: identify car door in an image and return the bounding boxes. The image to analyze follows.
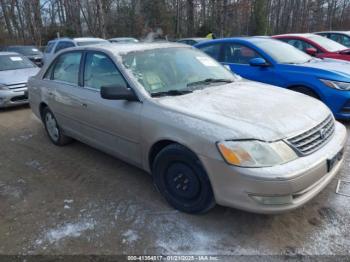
[46,51,85,135]
[219,43,282,86]
[78,51,143,166]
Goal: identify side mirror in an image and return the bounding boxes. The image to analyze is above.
[100,84,138,101]
[249,58,269,67]
[305,48,317,56]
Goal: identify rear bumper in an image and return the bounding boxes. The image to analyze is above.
[200,121,347,214]
[0,89,28,108]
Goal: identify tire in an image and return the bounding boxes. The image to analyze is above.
[42,107,72,146]
[152,144,215,214]
[290,86,319,100]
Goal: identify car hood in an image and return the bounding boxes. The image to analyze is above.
[0,67,40,85]
[294,58,350,79]
[156,80,331,141]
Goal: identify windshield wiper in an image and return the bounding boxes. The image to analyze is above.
[151,89,193,97]
[187,78,233,88]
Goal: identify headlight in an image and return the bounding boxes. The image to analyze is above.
[320,79,350,90]
[0,84,8,90]
[217,140,298,167]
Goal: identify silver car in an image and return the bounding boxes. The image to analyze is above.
[0,52,40,108]
[28,43,347,214]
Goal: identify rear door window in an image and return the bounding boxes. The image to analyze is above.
[52,52,82,85]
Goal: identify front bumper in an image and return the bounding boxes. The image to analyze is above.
[200,121,347,214]
[0,88,28,108]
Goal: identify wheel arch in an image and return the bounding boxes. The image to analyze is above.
[148,139,199,172]
[286,84,321,100]
[39,102,49,121]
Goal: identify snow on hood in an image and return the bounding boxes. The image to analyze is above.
[0,67,40,85]
[156,80,331,141]
[296,59,350,79]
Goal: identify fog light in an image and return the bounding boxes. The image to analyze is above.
[250,195,293,205]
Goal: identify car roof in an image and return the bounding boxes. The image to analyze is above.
[109,37,138,40]
[0,51,22,56]
[178,38,208,41]
[315,31,350,35]
[6,45,37,48]
[198,36,279,44]
[73,37,108,42]
[70,42,190,55]
[273,33,316,38]
[48,37,107,43]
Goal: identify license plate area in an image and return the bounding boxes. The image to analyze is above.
[327,148,344,172]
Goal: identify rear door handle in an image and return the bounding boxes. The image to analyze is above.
[81,103,87,108]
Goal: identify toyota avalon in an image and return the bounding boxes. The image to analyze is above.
[28,43,347,214]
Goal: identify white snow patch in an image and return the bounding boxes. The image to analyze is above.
[122,229,139,244]
[10,134,33,142]
[36,220,95,245]
[25,160,44,171]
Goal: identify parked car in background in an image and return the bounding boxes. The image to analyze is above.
[0,52,39,108]
[315,31,350,47]
[176,37,208,46]
[195,37,350,119]
[4,45,43,66]
[28,43,346,214]
[273,33,350,62]
[109,37,139,43]
[43,37,109,64]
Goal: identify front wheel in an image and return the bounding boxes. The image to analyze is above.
[43,107,72,146]
[152,144,215,214]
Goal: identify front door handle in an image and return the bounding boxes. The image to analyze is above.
[81,103,87,108]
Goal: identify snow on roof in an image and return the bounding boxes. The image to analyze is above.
[81,42,190,55]
[73,37,108,42]
[274,33,316,38]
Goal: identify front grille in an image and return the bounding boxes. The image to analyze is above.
[7,83,27,90]
[287,115,335,155]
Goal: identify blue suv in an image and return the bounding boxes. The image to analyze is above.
[195,37,350,119]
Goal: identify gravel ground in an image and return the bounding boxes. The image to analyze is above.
[0,106,350,257]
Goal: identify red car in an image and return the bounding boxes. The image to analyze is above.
[273,33,350,62]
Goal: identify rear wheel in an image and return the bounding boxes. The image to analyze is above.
[290,86,320,99]
[43,107,72,146]
[152,144,215,214]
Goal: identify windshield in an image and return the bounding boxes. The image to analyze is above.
[308,35,347,52]
[7,46,42,56]
[0,55,35,71]
[255,40,311,64]
[121,47,237,95]
[76,40,108,46]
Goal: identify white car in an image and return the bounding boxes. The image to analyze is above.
[43,37,109,64]
[0,52,39,108]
